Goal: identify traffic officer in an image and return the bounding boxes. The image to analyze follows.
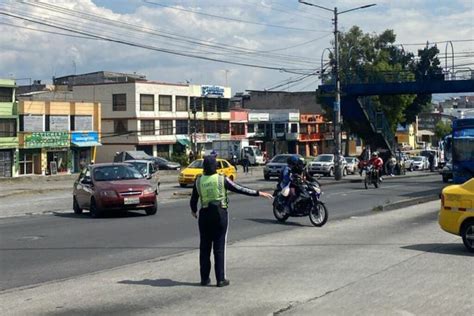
[190,155,273,287]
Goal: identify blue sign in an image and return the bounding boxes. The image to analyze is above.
[201,85,225,97]
[71,131,99,144]
[333,101,340,112]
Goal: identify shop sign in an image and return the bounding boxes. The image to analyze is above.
[201,85,225,97]
[271,112,299,122]
[24,132,69,148]
[71,131,99,144]
[248,113,269,122]
[289,112,300,122]
[300,114,323,123]
[195,133,221,143]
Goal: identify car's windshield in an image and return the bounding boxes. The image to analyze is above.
[189,160,203,168]
[93,165,144,181]
[314,155,333,162]
[271,155,290,163]
[254,148,262,156]
[412,156,423,161]
[128,162,148,175]
[345,157,354,163]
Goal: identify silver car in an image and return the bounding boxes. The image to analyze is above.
[125,160,160,194]
[263,154,303,180]
[345,157,359,174]
[308,154,348,177]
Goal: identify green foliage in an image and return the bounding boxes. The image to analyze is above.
[170,152,190,167]
[434,121,452,139]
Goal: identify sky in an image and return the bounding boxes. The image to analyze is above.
[0,0,473,97]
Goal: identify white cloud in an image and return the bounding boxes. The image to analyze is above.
[0,0,472,93]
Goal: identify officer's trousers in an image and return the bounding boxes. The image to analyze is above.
[198,204,228,282]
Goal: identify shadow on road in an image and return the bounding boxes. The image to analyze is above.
[118,278,201,287]
[245,217,308,227]
[402,243,474,257]
[53,211,147,219]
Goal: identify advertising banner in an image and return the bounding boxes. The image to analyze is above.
[24,132,69,148]
[248,113,269,122]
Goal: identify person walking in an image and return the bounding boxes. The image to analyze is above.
[242,153,250,173]
[190,155,273,287]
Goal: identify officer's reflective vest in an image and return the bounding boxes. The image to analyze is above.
[196,174,228,208]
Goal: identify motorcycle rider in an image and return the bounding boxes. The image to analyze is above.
[368,151,384,181]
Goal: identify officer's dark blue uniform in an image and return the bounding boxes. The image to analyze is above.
[190,156,270,287]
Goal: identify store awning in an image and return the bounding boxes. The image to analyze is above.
[177,138,191,147]
[71,141,102,147]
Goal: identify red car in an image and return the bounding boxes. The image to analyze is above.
[73,163,157,217]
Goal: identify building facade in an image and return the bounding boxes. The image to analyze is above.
[69,80,231,162]
[299,114,325,157]
[0,79,18,177]
[17,101,101,175]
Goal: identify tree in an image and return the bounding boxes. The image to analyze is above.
[434,120,452,140]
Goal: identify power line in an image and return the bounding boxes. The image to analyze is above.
[144,0,331,33]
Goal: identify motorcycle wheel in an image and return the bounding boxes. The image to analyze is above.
[309,201,328,227]
[272,196,289,222]
[364,175,369,189]
[374,175,380,188]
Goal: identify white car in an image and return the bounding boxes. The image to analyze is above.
[411,156,429,171]
[308,154,348,177]
[344,157,359,174]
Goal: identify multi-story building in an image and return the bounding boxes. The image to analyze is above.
[0,79,18,177]
[17,100,101,175]
[299,114,325,156]
[52,71,231,162]
[230,109,247,140]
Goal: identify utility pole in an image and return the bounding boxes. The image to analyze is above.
[299,0,376,180]
[192,97,197,157]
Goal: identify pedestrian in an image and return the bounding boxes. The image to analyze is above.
[242,153,250,173]
[428,152,435,172]
[388,156,396,176]
[188,151,195,164]
[190,155,273,287]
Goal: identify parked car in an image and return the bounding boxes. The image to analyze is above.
[440,160,453,183]
[439,178,474,252]
[307,154,347,177]
[73,163,157,217]
[124,160,160,193]
[402,154,414,171]
[149,156,181,170]
[263,154,304,180]
[345,157,359,174]
[178,158,236,187]
[411,156,429,170]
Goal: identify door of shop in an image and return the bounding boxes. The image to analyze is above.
[0,150,12,177]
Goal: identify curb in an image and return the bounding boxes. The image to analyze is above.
[380,195,440,211]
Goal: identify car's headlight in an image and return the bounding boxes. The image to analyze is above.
[143,187,155,194]
[99,190,117,198]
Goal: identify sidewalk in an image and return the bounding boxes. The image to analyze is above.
[1,201,470,315]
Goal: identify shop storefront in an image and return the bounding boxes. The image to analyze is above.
[71,131,101,172]
[0,149,14,177]
[22,132,70,175]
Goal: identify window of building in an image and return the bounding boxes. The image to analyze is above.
[216,98,230,112]
[300,124,308,134]
[0,119,16,137]
[160,120,173,135]
[0,87,13,102]
[48,115,69,131]
[21,115,43,132]
[247,124,255,133]
[290,123,298,133]
[190,97,203,112]
[19,152,33,175]
[73,115,93,131]
[176,96,188,112]
[275,123,285,134]
[112,94,126,111]
[204,98,215,112]
[140,120,155,135]
[217,121,230,134]
[231,123,245,135]
[176,120,188,135]
[140,94,154,111]
[159,95,172,111]
[114,119,128,134]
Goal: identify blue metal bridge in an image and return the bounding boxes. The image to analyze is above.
[318,69,474,155]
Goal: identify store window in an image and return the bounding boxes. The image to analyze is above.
[19,152,33,175]
[140,120,155,135]
[159,95,172,111]
[247,124,255,133]
[231,123,245,135]
[113,94,126,111]
[73,115,93,131]
[140,94,154,111]
[0,119,16,137]
[176,96,188,112]
[300,124,308,134]
[275,124,285,134]
[176,120,188,135]
[48,115,69,131]
[160,120,173,135]
[114,119,128,134]
[290,123,298,133]
[21,115,43,132]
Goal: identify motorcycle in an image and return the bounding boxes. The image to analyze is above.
[272,174,328,227]
[364,165,381,189]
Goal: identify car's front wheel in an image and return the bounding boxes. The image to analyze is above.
[179,183,187,188]
[146,203,157,216]
[264,174,270,181]
[461,220,474,252]
[89,199,103,218]
[73,196,83,214]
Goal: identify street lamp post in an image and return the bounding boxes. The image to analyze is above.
[299,0,376,180]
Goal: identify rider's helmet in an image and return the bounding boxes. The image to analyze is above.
[287,155,299,168]
[371,151,378,157]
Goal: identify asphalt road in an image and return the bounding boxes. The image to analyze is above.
[0,174,445,290]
